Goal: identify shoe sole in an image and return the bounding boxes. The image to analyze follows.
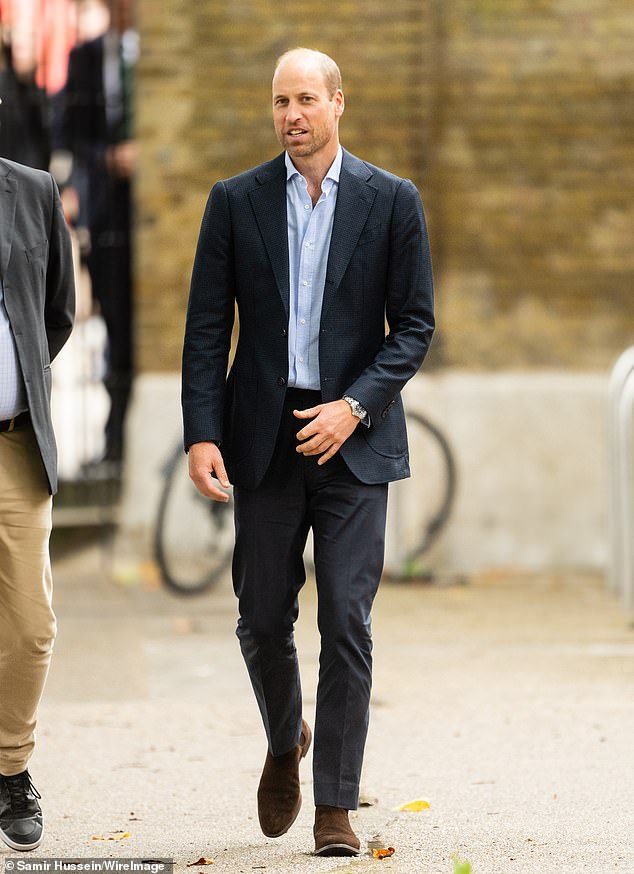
[260,720,312,839]
[313,842,361,857]
[0,825,43,852]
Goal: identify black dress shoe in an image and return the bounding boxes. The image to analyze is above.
[0,770,43,851]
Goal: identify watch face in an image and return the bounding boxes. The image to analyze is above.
[345,399,362,418]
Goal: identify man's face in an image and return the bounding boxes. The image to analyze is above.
[77,0,110,42]
[272,55,344,160]
[110,0,134,33]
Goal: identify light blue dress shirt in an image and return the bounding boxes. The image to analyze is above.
[285,146,342,390]
[0,279,27,420]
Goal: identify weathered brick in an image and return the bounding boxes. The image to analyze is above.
[136,0,634,372]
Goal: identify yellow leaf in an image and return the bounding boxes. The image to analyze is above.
[91,832,131,841]
[186,859,214,867]
[396,798,431,812]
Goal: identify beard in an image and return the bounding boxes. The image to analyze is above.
[276,120,336,158]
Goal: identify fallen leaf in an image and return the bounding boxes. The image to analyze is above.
[186,859,214,867]
[91,832,131,841]
[139,560,162,590]
[112,565,140,587]
[451,854,473,874]
[395,798,431,812]
[372,847,395,859]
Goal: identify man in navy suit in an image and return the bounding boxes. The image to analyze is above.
[182,47,434,856]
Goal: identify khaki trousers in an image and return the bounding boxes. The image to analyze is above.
[0,423,55,776]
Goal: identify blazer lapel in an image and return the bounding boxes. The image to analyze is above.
[248,154,289,317]
[322,150,377,320]
[0,162,18,283]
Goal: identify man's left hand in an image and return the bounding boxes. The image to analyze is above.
[294,400,360,464]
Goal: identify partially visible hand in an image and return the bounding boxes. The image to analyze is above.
[294,399,360,464]
[60,186,80,223]
[106,141,137,178]
[188,441,231,502]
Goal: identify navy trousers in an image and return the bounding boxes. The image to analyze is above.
[232,388,388,810]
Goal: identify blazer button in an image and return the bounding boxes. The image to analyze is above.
[277,376,287,386]
[281,328,288,337]
[381,409,389,419]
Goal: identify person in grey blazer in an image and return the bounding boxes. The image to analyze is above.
[0,157,74,851]
[182,48,434,856]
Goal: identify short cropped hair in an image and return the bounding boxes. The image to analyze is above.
[274,48,342,99]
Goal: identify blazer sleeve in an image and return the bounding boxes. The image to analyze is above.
[343,178,435,421]
[45,174,75,361]
[181,180,236,449]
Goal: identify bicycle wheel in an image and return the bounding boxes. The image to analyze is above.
[384,411,456,579]
[154,445,234,595]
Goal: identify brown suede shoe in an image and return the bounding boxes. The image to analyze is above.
[313,805,361,856]
[257,719,312,838]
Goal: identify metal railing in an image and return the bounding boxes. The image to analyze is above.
[608,346,634,613]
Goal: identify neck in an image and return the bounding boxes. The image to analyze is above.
[290,140,340,189]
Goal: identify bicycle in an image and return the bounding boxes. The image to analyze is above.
[154,409,456,595]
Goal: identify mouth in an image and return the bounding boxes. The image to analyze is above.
[286,129,308,138]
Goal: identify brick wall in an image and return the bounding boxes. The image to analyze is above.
[136,0,634,372]
[434,0,634,369]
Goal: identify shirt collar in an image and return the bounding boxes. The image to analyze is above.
[285,146,343,186]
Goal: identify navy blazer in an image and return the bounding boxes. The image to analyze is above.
[182,149,434,487]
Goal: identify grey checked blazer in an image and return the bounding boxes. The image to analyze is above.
[0,158,75,494]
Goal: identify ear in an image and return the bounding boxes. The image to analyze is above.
[334,89,345,118]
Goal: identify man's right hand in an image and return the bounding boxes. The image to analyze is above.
[188,441,231,502]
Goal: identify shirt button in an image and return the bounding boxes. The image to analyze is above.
[302,280,308,287]
[300,319,306,325]
[277,376,286,386]
[299,357,304,363]
[304,204,310,210]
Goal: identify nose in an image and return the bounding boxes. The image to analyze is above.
[286,100,303,122]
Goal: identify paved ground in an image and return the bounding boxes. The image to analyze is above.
[4,534,634,874]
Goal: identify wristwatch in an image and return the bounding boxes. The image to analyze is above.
[343,395,368,420]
